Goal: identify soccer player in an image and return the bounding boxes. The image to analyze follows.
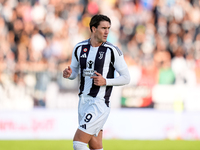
[63,14,130,150]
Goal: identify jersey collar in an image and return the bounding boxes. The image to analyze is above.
[88,38,107,47]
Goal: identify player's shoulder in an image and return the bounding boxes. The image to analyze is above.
[74,39,90,48]
[103,41,123,56]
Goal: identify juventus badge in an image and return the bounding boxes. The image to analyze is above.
[99,52,104,59]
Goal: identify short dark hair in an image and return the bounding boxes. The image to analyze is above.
[89,14,111,32]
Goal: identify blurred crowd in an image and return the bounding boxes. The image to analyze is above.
[0,0,200,109]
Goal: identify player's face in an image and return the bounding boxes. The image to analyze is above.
[93,21,110,43]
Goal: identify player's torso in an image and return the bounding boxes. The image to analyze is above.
[79,45,111,78]
[76,43,114,99]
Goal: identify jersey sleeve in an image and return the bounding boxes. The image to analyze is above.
[68,45,80,80]
[106,47,130,86]
[113,49,128,72]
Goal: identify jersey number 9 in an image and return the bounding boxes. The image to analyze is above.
[84,113,92,122]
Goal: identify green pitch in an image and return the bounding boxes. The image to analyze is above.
[0,140,200,150]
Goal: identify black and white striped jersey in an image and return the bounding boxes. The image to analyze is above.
[69,39,130,104]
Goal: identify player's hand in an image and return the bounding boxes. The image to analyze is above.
[91,72,106,86]
[63,66,72,78]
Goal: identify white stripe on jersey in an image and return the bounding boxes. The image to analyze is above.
[82,46,98,95]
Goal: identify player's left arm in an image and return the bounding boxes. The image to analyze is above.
[91,47,130,86]
[106,52,130,86]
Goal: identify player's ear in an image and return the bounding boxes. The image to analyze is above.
[92,26,96,32]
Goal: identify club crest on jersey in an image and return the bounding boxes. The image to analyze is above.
[83,48,87,52]
[99,52,104,59]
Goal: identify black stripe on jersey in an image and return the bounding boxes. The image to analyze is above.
[105,41,123,56]
[74,45,81,61]
[104,48,115,105]
[109,47,115,65]
[88,46,107,97]
[79,44,91,96]
[115,46,123,56]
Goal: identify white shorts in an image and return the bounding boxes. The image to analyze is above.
[78,95,110,137]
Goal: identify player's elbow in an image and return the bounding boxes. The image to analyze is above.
[123,73,130,85]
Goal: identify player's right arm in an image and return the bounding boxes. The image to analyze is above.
[63,66,72,78]
[63,45,80,80]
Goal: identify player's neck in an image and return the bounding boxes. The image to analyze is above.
[90,37,102,47]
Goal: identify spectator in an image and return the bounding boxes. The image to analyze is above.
[171,46,196,85]
[0,0,200,110]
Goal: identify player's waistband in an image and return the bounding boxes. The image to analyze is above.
[79,94,109,107]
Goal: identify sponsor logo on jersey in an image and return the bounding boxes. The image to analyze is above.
[80,124,86,129]
[83,69,96,77]
[87,60,93,69]
[83,61,97,77]
[83,48,87,52]
[80,53,87,58]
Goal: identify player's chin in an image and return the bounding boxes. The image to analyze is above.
[102,38,107,42]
